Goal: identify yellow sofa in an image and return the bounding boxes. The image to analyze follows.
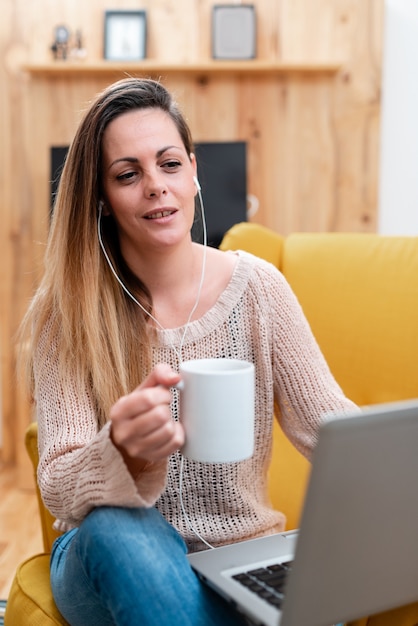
[220,222,418,625]
[6,222,418,624]
[5,423,68,626]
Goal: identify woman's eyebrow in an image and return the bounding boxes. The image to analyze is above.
[108,146,182,170]
[108,156,138,170]
[156,145,182,157]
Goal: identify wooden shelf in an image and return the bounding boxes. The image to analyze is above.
[22,59,342,78]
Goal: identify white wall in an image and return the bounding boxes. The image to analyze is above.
[378,0,418,235]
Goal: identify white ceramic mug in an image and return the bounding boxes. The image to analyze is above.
[177,358,255,463]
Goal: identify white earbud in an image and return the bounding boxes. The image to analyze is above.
[193,176,201,192]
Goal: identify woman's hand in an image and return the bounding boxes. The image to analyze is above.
[109,364,184,468]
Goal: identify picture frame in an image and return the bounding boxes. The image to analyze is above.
[104,10,147,61]
[212,4,256,60]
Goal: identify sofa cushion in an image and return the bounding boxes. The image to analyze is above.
[219,221,284,267]
[5,553,68,625]
[283,233,418,406]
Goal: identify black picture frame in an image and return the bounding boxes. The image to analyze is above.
[104,10,147,61]
[212,5,256,60]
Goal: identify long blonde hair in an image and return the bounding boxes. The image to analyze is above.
[19,78,195,426]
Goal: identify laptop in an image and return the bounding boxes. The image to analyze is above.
[187,400,418,626]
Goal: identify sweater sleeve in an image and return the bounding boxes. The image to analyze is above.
[255,261,359,459]
[35,330,167,530]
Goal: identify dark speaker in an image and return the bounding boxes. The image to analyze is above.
[50,146,68,210]
[193,141,247,248]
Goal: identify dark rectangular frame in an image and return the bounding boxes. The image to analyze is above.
[104,10,147,61]
[212,4,256,60]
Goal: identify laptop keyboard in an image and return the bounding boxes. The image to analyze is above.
[231,560,293,609]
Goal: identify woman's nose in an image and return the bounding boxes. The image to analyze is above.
[143,172,167,198]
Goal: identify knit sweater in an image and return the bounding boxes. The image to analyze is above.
[35,251,357,550]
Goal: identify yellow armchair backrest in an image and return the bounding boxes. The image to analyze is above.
[220,222,418,529]
[282,232,418,406]
[25,422,62,552]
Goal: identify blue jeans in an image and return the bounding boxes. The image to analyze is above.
[50,506,248,626]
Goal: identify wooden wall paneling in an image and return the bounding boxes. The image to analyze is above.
[6,73,50,482]
[0,40,13,467]
[280,0,340,62]
[187,77,241,141]
[283,76,338,233]
[233,74,339,234]
[0,0,37,468]
[0,0,384,471]
[2,9,10,466]
[235,76,286,229]
[148,0,200,62]
[248,0,281,59]
[9,75,34,479]
[330,0,383,232]
[1,3,38,475]
[196,0,216,61]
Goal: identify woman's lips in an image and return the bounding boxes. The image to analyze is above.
[143,209,176,219]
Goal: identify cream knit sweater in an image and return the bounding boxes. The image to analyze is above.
[35,251,357,550]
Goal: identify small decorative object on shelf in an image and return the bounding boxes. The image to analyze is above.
[104,10,147,61]
[50,26,87,61]
[70,29,87,61]
[212,4,256,60]
[51,25,70,60]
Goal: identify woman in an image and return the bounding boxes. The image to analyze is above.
[19,78,357,625]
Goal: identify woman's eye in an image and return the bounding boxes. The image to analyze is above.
[116,171,136,181]
[163,160,181,170]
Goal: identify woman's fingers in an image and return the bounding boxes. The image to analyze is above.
[109,364,184,461]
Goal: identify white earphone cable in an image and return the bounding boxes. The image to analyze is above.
[98,183,214,549]
[97,185,207,360]
[179,454,215,549]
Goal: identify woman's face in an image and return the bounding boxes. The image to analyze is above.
[101,107,197,262]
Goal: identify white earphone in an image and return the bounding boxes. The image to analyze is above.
[97,170,210,546]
